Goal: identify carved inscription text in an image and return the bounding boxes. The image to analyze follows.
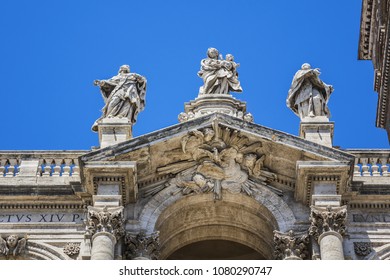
[0,213,83,223]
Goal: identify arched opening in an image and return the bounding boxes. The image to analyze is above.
[167,240,264,259]
[155,193,278,260]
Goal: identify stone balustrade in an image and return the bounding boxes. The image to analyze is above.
[0,157,20,177]
[0,151,86,178]
[346,150,390,177]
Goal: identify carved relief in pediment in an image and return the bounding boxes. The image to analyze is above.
[155,125,277,199]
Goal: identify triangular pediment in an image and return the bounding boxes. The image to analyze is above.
[80,113,354,191]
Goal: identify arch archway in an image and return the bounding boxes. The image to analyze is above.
[138,182,297,260]
[154,193,280,259]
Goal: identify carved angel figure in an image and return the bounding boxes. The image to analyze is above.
[0,235,26,257]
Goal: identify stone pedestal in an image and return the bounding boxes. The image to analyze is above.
[299,118,334,147]
[179,94,253,122]
[318,231,344,260]
[98,118,132,148]
[91,232,116,260]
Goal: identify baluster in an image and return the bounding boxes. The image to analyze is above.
[14,159,20,176]
[353,165,361,176]
[37,164,44,177]
[6,165,15,177]
[371,158,380,176]
[52,160,61,177]
[42,160,51,177]
[62,159,71,177]
[71,165,80,176]
[0,160,4,177]
[361,158,370,176]
[353,158,361,176]
[380,158,389,177]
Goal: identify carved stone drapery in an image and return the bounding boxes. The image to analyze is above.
[125,231,160,260]
[287,63,333,120]
[92,65,147,132]
[274,230,310,260]
[85,206,125,241]
[0,235,27,258]
[197,48,242,95]
[309,205,347,241]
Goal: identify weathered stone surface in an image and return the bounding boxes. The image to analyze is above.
[287,63,333,120]
[274,230,310,260]
[198,48,242,95]
[90,65,145,148]
[0,45,390,260]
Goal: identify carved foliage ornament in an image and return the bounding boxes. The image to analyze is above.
[0,235,27,257]
[85,206,125,240]
[157,125,277,199]
[274,230,310,260]
[63,243,81,257]
[354,242,372,257]
[309,205,347,240]
[125,231,160,260]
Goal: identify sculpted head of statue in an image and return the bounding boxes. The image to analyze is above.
[207,48,219,59]
[118,64,130,74]
[225,54,234,62]
[6,235,18,248]
[301,63,311,70]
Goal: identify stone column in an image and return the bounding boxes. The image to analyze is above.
[125,231,160,260]
[273,230,309,260]
[309,205,347,260]
[85,206,125,260]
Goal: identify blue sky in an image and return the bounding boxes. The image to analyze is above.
[0,0,388,150]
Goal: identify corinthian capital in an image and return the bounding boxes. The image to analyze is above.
[309,205,347,240]
[125,231,160,260]
[274,230,309,260]
[85,206,125,241]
